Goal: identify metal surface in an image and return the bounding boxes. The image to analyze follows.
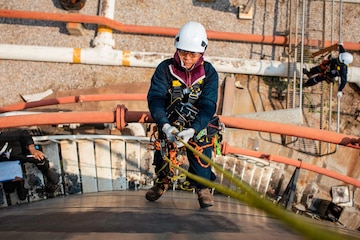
[1,190,358,240]
[0,190,307,239]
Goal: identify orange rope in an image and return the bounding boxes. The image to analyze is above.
[150,125,215,172]
[189,140,213,168]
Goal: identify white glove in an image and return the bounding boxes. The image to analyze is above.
[175,128,195,148]
[337,91,343,98]
[162,123,179,142]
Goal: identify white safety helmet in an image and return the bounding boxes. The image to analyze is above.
[174,21,208,53]
[338,52,353,65]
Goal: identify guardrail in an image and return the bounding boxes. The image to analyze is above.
[0,134,277,207]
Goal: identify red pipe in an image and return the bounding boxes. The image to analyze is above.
[0,9,359,50]
[219,116,360,149]
[0,93,147,113]
[221,143,360,188]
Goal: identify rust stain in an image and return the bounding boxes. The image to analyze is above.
[100,0,109,16]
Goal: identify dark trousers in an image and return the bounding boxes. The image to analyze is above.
[304,75,332,87]
[304,66,333,87]
[12,155,51,176]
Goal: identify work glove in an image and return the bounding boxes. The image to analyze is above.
[162,123,179,142]
[175,128,195,148]
[337,91,343,98]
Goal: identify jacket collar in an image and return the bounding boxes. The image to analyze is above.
[169,51,205,86]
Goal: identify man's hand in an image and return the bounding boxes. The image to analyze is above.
[337,91,343,98]
[175,128,195,148]
[28,144,45,161]
[162,123,179,142]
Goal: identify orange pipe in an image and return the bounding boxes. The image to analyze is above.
[0,9,359,50]
[219,116,360,149]
[0,93,147,113]
[221,143,360,188]
[0,110,358,148]
[0,111,115,128]
[125,111,153,123]
[0,107,153,130]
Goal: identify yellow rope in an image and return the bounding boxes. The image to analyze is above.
[168,138,356,240]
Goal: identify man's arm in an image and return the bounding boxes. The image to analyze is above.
[190,63,219,133]
[19,130,45,161]
[147,61,171,129]
[338,65,348,92]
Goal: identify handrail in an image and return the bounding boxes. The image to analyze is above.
[221,143,360,188]
[32,133,360,188]
[218,115,360,149]
[0,9,359,50]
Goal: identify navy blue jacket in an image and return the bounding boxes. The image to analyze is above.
[147,57,218,133]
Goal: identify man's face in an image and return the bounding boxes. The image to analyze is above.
[178,49,202,69]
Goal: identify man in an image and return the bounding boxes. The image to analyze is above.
[303,43,353,98]
[146,21,219,208]
[0,129,59,200]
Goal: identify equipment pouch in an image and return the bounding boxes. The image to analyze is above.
[206,116,224,137]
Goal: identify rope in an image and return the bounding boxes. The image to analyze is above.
[171,137,352,240]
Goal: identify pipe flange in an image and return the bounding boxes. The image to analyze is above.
[115,104,127,130]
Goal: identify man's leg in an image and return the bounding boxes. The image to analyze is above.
[303,68,311,78]
[303,66,322,78]
[21,156,59,185]
[17,156,59,197]
[303,75,326,88]
[187,141,216,208]
[309,66,322,75]
[145,150,170,201]
[2,178,27,201]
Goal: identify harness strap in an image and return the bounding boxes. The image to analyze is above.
[188,80,203,104]
[170,79,203,104]
[171,80,183,99]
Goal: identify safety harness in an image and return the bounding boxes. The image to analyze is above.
[318,55,343,83]
[166,79,202,129]
[148,78,224,184]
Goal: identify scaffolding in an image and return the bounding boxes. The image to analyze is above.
[285,0,343,156]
